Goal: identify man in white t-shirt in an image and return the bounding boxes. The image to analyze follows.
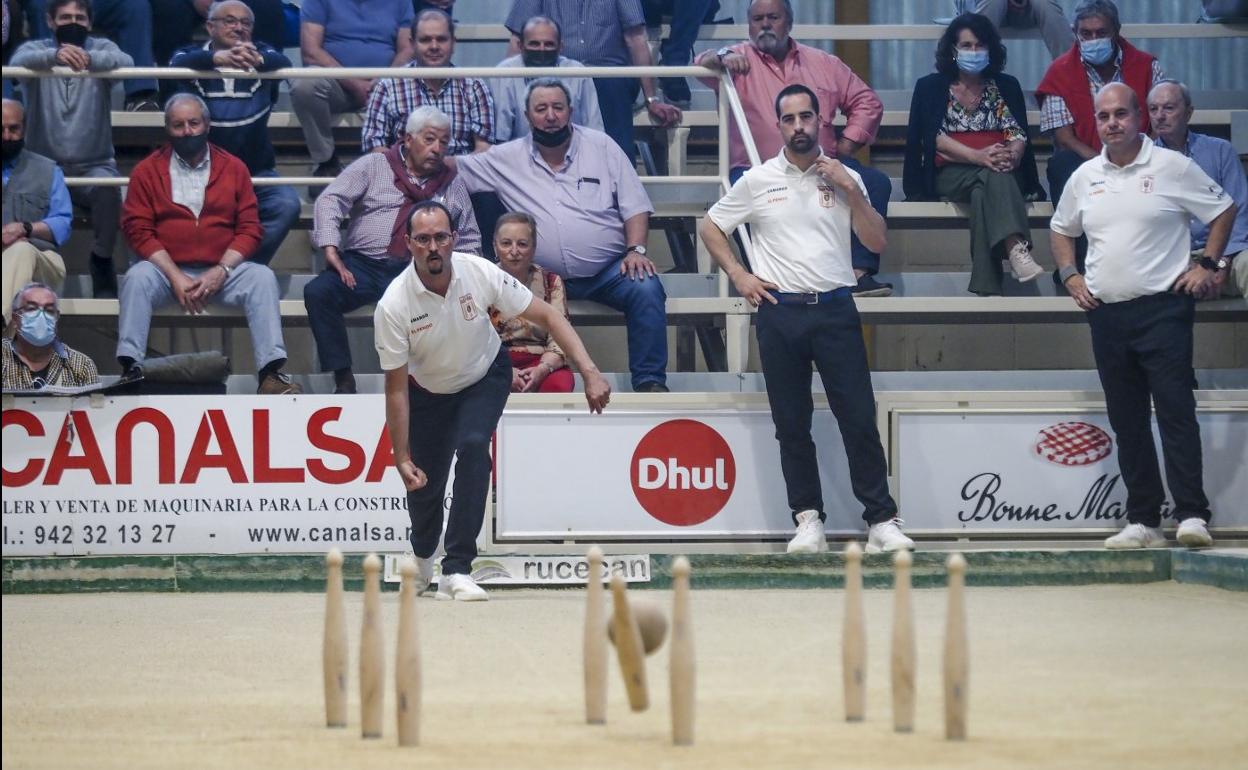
[375,200,611,601]
[698,84,914,556]
[1050,82,1237,551]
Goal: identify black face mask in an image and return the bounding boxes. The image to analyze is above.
[531,123,571,147]
[521,49,558,68]
[170,131,209,161]
[1,139,23,162]
[54,23,90,47]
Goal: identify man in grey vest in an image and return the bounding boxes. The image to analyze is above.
[11,0,132,297]
[2,99,72,324]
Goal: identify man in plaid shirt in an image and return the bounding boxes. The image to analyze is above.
[361,8,493,156]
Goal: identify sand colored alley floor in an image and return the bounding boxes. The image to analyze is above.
[3,583,1247,770]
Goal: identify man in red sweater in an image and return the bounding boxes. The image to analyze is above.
[117,94,300,394]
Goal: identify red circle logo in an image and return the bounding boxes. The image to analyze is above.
[630,420,736,526]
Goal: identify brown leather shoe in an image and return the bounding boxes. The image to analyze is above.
[257,371,303,395]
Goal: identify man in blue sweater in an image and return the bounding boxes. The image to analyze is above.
[165,0,299,266]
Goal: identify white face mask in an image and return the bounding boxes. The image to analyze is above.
[1079,37,1114,66]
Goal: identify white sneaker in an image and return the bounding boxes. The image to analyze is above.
[865,518,915,555]
[786,509,827,553]
[1104,523,1166,549]
[414,556,434,594]
[1175,517,1213,548]
[1007,241,1045,283]
[436,573,489,602]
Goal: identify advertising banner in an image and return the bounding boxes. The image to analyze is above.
[382,553,652,585]
[495,410,861,539]
[896,410,1248,533]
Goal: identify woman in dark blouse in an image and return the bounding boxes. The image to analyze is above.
[904,13,1047,296]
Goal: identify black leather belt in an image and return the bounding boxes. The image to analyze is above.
[772,287,852,304]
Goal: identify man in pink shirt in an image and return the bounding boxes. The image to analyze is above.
[697,0,893,296]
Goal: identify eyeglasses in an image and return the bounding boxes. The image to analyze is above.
[209,15,254,28]
[410,232,454,248]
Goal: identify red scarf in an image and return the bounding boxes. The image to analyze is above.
[383,142,457,258]
[1035,38,1155,152]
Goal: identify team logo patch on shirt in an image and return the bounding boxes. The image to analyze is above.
[818,185,836,208]
[1139,175,1155,194]
[459,294,478,321]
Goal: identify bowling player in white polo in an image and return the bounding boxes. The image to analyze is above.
[375,201,611,601]
[1050,82,1236,551]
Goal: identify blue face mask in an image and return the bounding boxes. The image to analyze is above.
[1080,37,1114,66]
[955,49,989,74]
[18,308,57,347]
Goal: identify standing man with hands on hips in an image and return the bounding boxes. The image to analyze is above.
[1050,82,1237,550]
[375,201,611,602]
[698,84,914,556]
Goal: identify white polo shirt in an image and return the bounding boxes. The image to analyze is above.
[1050,137,1233,303]
[706,149,865,293]
[374,253,533,394]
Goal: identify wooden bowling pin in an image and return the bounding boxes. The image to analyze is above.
[891,549,916,733]
[843,541,866,722]
[944,553,969,740]
[360,553,385,739]
[396,559,422,747]
[610,574,649,711]
[669,556,695,746]
[323,548,347,728]
[584,547,608,725]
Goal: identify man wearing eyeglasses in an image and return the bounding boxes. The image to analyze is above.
[165,0,300,267]
[2,282,99,390]
[375,200,610,601]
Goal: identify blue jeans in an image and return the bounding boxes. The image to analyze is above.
[564,258,668,390]
[731,158,891,274]
[304,251,409,373]
[252,170,301,266]
[756,295,897,524]
[593,77,641,162]
[24,0,156,96]
[406,348,512,575]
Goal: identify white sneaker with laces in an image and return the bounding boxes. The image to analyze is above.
[786,509,827,553]
[1175,517,1213,548]
[1104,523,1166,549]
[865,518,915,555]
[414,556,434,594]
[436,572,489,602]
[1007,242,1045,283]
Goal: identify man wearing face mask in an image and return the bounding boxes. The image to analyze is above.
[12,0,132,298]
[2,98,71,325]
[2,282,98,390]
[118,94,301,395]
[490,15,602,143]
[452,78,668,393]
[307,105,480,395]
[1036,0,1164,278]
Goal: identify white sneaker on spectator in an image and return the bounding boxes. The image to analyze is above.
[1007,241,1045,283]
[866,518,915,554]
[1104,523,1166,549]
[436,573,489,602]
[414,556,434,594]
[1175,517,1213,548]
[786,509,827,553]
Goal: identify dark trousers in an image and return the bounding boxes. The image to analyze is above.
[731,161,891,274]
[406,348,511,575]
[641,0,717,101]
[1047,148,1090,273]
[756,295,897,524]
[1087,292,1210,526]
[304,252,408,373]
[593,76,642,162]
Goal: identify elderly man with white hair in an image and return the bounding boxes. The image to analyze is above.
[305,105,481,394]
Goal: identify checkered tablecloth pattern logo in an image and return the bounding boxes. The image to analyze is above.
[1033,422,1114,467]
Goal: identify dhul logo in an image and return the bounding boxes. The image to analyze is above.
[630,419,736,526]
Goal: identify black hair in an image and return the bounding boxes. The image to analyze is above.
[405,200,455,235]
[49,0,92,21]
[935,13,1007,79]
[774,83,819,119]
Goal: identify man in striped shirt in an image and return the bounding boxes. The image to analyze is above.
[361,8,493,156]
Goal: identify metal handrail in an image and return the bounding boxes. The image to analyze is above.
[0,64,715,80]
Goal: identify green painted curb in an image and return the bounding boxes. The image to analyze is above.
[0,549,1192,594]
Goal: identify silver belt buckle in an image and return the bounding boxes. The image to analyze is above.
[804,292,819,304]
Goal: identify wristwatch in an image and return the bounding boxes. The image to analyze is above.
[218,262,234,276]
[21,221,33,238]
[646,95,661,106]
[716,46,733,61]
[626,245,648,257]
[1198,255,1229,272]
